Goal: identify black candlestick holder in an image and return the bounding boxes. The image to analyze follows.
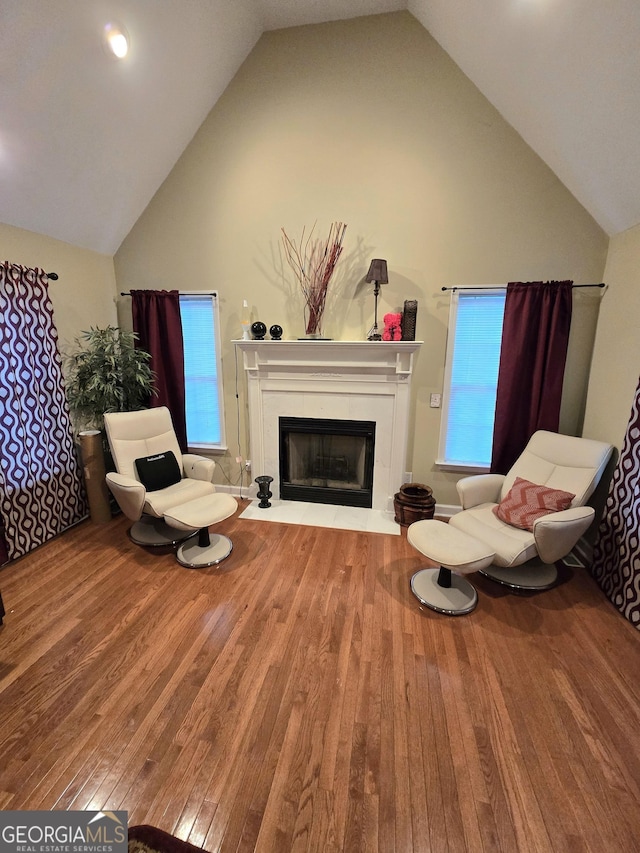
[255,475,273,508]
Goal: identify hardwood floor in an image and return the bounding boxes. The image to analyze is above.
[0,502,639,852]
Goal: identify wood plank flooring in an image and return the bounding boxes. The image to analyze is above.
[0,501,639,852]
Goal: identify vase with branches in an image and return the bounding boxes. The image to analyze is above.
[281,221,347,337]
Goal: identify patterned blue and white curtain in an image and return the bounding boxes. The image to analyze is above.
[591,375,640,628]
[0,262,87,561]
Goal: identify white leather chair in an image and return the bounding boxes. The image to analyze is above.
[448,430,613,590]
[104,407,237,567]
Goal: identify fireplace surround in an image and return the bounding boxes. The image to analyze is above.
[279,416,376,507]
[235,340,422,513]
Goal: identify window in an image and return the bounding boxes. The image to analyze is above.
[179,292,226,450]
[438,289,506,469]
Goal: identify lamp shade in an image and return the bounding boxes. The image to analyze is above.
[365,259,388,284]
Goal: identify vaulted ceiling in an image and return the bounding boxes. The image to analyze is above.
[2,1,638,254]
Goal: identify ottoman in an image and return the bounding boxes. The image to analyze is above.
[164,493,237,568]
[407,519,495,615]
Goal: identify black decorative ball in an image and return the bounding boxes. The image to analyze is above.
[269,324,283,340]
[251,321,267,340]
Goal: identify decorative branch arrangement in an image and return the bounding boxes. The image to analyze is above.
[281,221,347,336]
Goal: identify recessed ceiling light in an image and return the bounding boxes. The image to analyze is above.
[103,22,129,59]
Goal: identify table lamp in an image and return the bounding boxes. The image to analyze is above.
[366,259,389,341]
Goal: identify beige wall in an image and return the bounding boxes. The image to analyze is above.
[584,222,640,449]
[1,221,117,352]
[115,12,608,503]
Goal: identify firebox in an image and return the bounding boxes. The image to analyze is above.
[279,416,376,508]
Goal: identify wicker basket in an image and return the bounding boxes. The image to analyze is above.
[394,482,436,526]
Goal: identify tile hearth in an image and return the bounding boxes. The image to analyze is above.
[239,498,400,535]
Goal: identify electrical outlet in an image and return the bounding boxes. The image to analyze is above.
[430,393,442,408]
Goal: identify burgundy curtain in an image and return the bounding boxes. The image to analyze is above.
[0,262,87,562]
[490,281,573,474]
[591,376,640,628]
[131,290,187,452]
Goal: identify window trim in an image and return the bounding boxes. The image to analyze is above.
[179,291,227,453]
[436,286,505,472]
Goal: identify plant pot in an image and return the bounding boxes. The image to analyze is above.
[78,430,112,523]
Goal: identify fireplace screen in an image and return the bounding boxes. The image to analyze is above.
[279,417,375,507]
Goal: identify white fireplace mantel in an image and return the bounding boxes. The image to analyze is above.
[234,340,422,512]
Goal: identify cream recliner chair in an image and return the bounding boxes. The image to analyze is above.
[104,407,237,568]
[449,430,613,590]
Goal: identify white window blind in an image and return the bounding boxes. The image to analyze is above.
[179,292,225,450]
[438,289,506,468]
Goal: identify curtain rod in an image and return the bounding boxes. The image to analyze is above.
[119,290,218,296]
[441,283,605,292]
[0,266,57,278]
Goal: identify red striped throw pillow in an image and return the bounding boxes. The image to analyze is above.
[493,477,575,531]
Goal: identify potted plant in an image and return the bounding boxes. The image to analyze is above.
[64,325,155,432]
[64,326,156,521]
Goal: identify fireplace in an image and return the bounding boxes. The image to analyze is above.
[279,416,375,507]
[235,340,421,512]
